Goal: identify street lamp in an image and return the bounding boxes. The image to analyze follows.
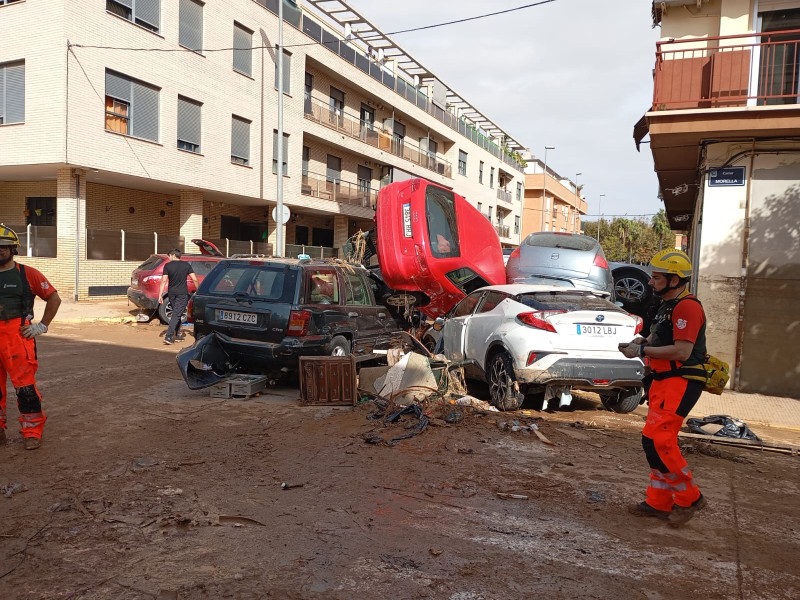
[540,145,555,232]
[573,172,581,233]
[597,194,605,241]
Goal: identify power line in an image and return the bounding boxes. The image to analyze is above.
[70,1,558,54]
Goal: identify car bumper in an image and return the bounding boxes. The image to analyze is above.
[127,288,158,310]
[514,357,644,389]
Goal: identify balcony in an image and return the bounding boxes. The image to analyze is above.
[652,29,800,110]
[301,171,377,209]
[304,96,452,178]
[496,188,513,204]
[495,224,510,238]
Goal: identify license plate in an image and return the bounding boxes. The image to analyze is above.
[576,324,617,336]
[402,203,412,237]
[218,310,257,324]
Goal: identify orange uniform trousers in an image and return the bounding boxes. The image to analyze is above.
[0,319,46,439]
[641,376,704,511]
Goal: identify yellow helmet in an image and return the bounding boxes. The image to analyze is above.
[649,249,692,278]
[0,225,20,246]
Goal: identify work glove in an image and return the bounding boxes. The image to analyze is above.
[21,322,48,338]
[631,336,648,345]
[618,342,642,359]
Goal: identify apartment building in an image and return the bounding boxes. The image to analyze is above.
[639,0,800,397]
[520,158,587,238]
[0,0,526,299]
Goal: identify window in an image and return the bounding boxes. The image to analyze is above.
[329,86,344,127]
[326,154,341,185]
[0,1,23,6]
[345,272,370,306]
[272,130,289,175]
[179,0,203,53]
[458,150,467,176]
[477,291,506,314]
[487,207,492,220]
[490,167,494,188]
[357,165,372,195]
[514,215,520,234]
[450,292,482,318]
[446,268,490,295]
[477,202,482,213]
[516,182,522,202]
[0,60,24,125]
[233,22,253,76]
[177,95,201,153]
[425,185,460,259]
[105,69,159,141]
[308,270,339,304]
[360,104,374,130]
[274,49,291,93]
[107,0,160,33]
[302,145,310,177]
[479,161,484,184]
[231,115,251,165]
[304,72,313,113]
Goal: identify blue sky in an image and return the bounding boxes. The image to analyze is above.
[348,0,662,222]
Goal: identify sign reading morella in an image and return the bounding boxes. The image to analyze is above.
[709,166,746,187]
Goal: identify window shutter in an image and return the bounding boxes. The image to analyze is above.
[130,80,159,141]
[274,51,291,92]
[0,67,4,122]
[233,24,253,76]
[177,96,201,149]
[179,0,203,52]
[135,0,160,31]
[232,116,250,161]
[105,69,132,102]
[115,0,133,8]
[4,61,24,123]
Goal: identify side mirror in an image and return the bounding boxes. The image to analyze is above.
[433,316,445,331]
[614,301,624,307]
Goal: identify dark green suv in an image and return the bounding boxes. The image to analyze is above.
[178,257,403,387]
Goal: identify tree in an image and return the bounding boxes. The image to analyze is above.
[651,209,671,251]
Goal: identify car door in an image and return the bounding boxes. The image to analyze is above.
[464,291,508,369]
[342,268,382,356]
[442,291,484,361]
[304,267,350,339]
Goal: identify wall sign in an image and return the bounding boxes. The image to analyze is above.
[709,166,745,187]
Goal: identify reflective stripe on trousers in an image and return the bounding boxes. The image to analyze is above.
[0,319,46,439]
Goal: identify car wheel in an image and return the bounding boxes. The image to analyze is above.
[600,387,644,413]
[613,269,651,306]
[487,351,525,411]
[327,335,351,356]
[158,298,188,325]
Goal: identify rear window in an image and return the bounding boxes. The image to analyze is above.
[525,233,597,252]
[426,185,460,259]
[136,256,164,272]
[446,268,490,295]
[188,260,220,276]
[202,264,297,303]
[516,291,622,313]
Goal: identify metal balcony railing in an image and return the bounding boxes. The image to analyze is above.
[304,96,452,178]
[301,170,378,209]
[653,28,800,110]
[496,189,512,203]
[495,224,510,238]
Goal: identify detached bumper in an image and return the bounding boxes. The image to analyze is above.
[515,358,644,389]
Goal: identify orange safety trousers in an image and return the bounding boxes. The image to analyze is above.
[641,376,704,512]
[0,319,46,439]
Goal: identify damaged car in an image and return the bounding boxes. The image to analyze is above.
[435,284,645,412]
[177,256,403,389]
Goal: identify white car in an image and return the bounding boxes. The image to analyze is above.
[436,284,646,412]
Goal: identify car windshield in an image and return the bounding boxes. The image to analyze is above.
[525,233,597,251]
[137,256,164,272]
[203,264,297,303]
[189,260,220,276]
[425,185,460,259]
[516,291,622,313]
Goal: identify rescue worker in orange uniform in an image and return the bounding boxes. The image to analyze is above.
[0,226,61,450]
[619,249,708,527]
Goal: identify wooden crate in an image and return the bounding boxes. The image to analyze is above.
[299,356,357,406]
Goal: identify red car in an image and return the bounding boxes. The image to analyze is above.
[374,179,506,318]
[127,239,223,323]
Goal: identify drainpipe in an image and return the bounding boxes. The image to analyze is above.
[733,140,757,390]
[73,169,80,301]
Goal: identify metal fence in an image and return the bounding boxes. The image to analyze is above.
[285,244,338,259]
[2,224,57,258]
[301,171,377,208]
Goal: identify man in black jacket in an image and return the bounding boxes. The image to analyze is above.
[158,250,198,345]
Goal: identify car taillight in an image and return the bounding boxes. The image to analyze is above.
[516,310,564,332]
[142,274,162,284]
[593,254,609,269]
[509,246,521,260]
[287,310,310,336]
[633,315,643,335]
[186,297,194,323]
[526,352,537,366]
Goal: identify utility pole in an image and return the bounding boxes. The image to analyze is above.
[540,145,554,232]
[597,194,605,242]
[275,0,285,256]
[573,172,581,233]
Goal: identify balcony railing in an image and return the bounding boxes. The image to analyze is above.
[3,224,57,258]
[301,170,378,209]
[496,189,512,203]
[653,29,800,110]
[304,96,452,178]
[495,224,510,238]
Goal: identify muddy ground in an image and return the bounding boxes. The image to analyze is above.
[1,321,799,600]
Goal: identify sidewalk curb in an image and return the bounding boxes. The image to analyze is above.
[55,316,140,325]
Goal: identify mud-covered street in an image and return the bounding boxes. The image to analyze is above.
[1,322,799,600]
